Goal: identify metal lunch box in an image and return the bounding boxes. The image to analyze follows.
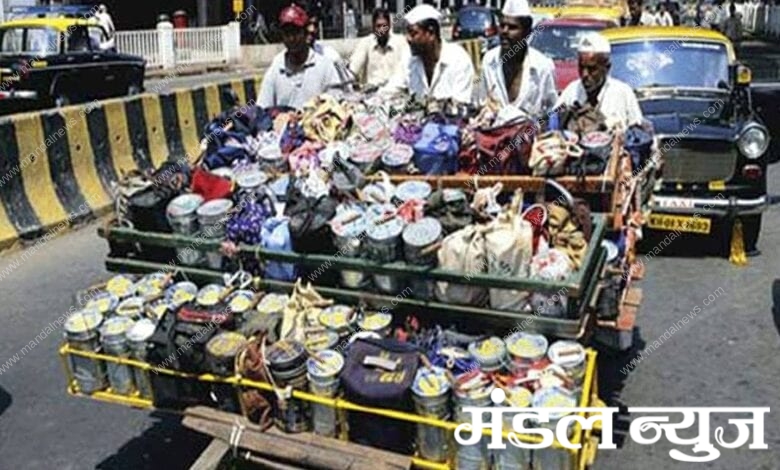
[64,309,106,394]
[167,193,205,265]
[495,387,534,470]
[547,341,586,389]
[196,198,234,269]
[266,340,311,433]
[206,331,249,413]
[349,142,384,173]
[134,273,169,298]
[85,292,119,316]
[319,305,357,339]
[381,143,414,172]
[468,337,508,373]
[330,204,371,289]
[125,318,157,399]
[395,180,432,204]
[454,370,495,470]
[256,293,289,316]
[306,349,345,437]
[196,284,226,307]
[505,332,549,373]
[365,210,405,294]
[356,311,393,338]
[403,217,442,300]
[412,366,452,463]
[165,281,199,307]
[580,131,613,161]
[99,316,136,395]
[304,330,340,354]
[105,274,136,299]
[115,296,146,319]
[532,387,578,470]
[259,143,288,174]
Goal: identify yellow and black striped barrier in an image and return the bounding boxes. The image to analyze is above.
[0,76,263,251]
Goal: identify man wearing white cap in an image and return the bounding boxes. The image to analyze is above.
[555,32,644,129]
[475,0,557,119]
[381,4,475,104]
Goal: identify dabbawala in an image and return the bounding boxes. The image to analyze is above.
[381,4,476,104]
[475,0,559,121]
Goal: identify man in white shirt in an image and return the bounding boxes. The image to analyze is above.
[349,8,411,88]
[258,5,340,109]
[555,32,644,130]
[623,0,656,25]
[305,9,352,87]
[381,4,475,104]
[476,0,557,120]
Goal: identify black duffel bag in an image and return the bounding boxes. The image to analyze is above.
[341,338,420,455]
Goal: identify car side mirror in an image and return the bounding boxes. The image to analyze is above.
[730,63,752,87]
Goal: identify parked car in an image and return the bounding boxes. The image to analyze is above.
[0,16,145,114]
[529,18,613,92]
[603,26,775,252]
[452,6,501,51]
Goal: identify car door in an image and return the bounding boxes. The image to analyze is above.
[61,26,106,101]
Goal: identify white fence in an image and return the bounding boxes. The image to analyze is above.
[116,23,241,70]
[737,3,780,39]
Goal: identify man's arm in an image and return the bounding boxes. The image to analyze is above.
[624,85,645,127]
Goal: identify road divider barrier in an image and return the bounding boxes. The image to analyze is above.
[0,76,263,251]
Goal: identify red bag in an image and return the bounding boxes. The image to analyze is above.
[191,166,233,201]
[472,118,537,175]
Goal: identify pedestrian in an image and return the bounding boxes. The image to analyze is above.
[722,3,743,46]
[476,0,558,119]
[348,8,411,88]
[345,5,358,38]
[624,0,656,25]
[258,5,341,109]
[555,32,644,130]
[306,8,353,87]
[381,4,475,104]
[95,4,115,38]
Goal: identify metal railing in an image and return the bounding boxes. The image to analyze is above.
[115,23,241,70]
[115,30,162,68]
[738,3,780,39]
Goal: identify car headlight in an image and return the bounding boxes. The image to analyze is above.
[738,124,769,159]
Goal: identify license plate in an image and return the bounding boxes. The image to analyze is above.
[648,214,711,234]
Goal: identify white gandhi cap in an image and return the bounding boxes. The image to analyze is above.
[502,0,532,17]
[405,4,443,25]
[578,32,611,54]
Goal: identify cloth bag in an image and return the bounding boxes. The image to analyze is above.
[472,117,536,175]
[261,216,297,281]
[412,121,460,175]
[483,190,534,311]
[435,225,488,306]
[341,338,420,455]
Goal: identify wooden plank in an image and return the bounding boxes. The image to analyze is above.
[189,439,230,470]
[182,407,411,470]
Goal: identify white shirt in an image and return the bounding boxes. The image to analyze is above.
[476,46,558,119]
[96,12,115,37]
[313,41,343,65]
[382,41,475,104]
[555,76,644,129]
[349,33,411,87]
[258,49,340,109]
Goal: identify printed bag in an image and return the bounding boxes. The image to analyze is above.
[412,121,460,175]
[473,117,536,175]
[483,190,534,311]
[435,225,488,306]
[341,338,420,455]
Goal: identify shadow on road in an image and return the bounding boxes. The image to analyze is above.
[772,279,780,337]
[591,328,647,448]
[0,386,11,417]
[96,411,210,470]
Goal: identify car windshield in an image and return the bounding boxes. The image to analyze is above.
[0,27,59,55]
[610,40,730,90]
[458,10,493,30]
[529,24,605,61]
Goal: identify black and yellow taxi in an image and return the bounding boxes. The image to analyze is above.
[0,16,145,113]
[602,26,772,254]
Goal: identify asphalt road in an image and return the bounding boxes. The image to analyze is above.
[0,38,779,470]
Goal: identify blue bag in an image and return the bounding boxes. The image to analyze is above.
[261,216,296,281]
[412,121,460,175]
